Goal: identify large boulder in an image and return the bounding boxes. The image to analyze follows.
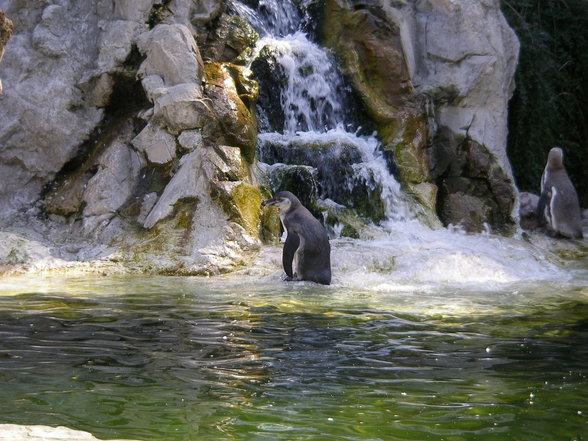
[0,0,265,275]
[431,126,516,233]
[0,1,110,219]
[137,23,204,87]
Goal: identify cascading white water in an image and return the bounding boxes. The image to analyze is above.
[264,32,345,133]
[229,0,301,37]
[231,0,412,223]
[230,0,584,290]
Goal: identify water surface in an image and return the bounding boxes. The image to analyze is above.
[1,269,587,441]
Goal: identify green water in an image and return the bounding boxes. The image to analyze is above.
[0,275,587,441]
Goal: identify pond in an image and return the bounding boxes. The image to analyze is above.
[1,242,587,441]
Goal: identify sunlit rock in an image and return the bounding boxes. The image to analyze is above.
[208,144,247,181]
[0,2,106,218]
[0,0,525,277]
[203,63,258,162]
[143,149,203,230]
[82,140,143,219]
[131,122,177,164]
[0,233,69,276]
[97,20,141,72]
[406,182,438,214]
[212,182,263,237]
[0,424,141,441]
[151,82,215,134]
[0,1,265,276]
[201,13,259,62]
[43,119,144,219]
[137,23,204,87]
[114,0,154,22]
[135,143,261,275]
[178,129,204,152]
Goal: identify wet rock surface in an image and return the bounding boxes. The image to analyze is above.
[0,0,526,275]
[321,0,519,232]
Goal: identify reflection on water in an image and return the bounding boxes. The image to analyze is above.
[0,275,587,441]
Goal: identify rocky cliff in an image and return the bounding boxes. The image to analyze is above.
[0,0,520,275]
[323,0,519,232]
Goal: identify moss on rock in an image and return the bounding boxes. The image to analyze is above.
[321,0,435,218]
[230,183,262,236]
[203,62,258,163]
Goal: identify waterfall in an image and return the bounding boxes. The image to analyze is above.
[262,32,346,133]
[230,0,412,230]
[225,0,577,290]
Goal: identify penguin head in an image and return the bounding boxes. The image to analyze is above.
[261,191,301,212]
[547,147,564,169]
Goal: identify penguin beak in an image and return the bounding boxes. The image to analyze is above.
[261,198,276,207]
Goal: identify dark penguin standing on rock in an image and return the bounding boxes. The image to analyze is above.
[537,147,583,239]
[262,191,331,285]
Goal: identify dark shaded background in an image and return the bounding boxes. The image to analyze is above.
[502,0,588,207]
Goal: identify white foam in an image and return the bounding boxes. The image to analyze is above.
[331,221,569,291]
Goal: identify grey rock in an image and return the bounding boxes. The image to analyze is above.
[410,0,519,175]
[143,149,203,229]
[0,424,141,441]
[178,129,204,151]
[519,191,540,230]
[97,19,141,71]
[0,1,109,218]
[82,136,144,230]
[137,23,203,87]
[0,9,14,94]
[152,83,214,133]
[114,0,154,22]
[132,122,177,164]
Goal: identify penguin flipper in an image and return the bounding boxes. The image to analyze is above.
[283,232,300,278]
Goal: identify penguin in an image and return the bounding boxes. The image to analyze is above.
[262,191,331,285]
[537,147,583,239]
